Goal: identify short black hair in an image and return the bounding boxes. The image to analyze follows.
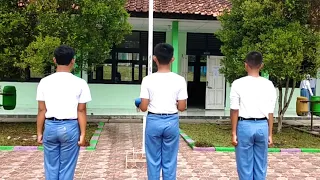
[245,51,263,68]
[154,43,174,65]
[54,45,75,65]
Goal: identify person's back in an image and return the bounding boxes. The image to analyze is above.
[138,43,188,180]
[231,76,276,118]
[40,72,89,119]
[300,76,313,98]
[36,45,91,180]
[143,72,186,114]
[310,77,316,96]
[230,51,277,180]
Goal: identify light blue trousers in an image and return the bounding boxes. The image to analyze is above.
[43,120,80,180]
[236,120,268,180]
[145,113,180,180]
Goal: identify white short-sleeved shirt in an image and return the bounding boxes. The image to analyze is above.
[36,72,92,119]
[230,76,277,119]
[310,78,317,88]
[140,72,188,114]
[300,80,312,89]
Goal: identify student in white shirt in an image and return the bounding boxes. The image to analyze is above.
[36,45,92,180]
[310,77,316,96]
[300,75,314,112]
[137,43,188,180]
[300,74,314,98]
[230,51,277,180]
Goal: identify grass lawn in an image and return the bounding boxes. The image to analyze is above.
[0,122,98,146]
[180,123,320,148]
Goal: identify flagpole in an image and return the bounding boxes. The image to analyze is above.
[143,0,153,154]
[148,0,153,76]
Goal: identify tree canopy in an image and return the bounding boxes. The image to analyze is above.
[216,0,320,132]
[0,0,131,79]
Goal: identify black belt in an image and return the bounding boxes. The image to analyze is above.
[47,117,77,121]
[148,112,178,115]
[238,117,267,121]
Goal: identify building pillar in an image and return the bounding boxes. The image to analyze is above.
[171,21,179,73]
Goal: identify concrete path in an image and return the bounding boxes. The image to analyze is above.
[1,123,320,180]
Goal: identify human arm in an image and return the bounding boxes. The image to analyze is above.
[78,82,92,146]
[268,83,277,146]
[36,81,46,144]
[37,101,46,144]
[177,78,188,112]
[307,81,314,96]
[139,78,149,112]
[230,82,240,146]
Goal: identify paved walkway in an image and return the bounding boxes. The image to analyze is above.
[1,123,320,180]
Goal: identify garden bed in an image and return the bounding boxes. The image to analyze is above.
[0,122,98,146]
[180,123,320,149]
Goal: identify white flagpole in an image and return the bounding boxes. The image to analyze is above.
[148,0,154,76]
[143,0,153,154]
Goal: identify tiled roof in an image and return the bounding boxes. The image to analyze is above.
[125,0,231,17]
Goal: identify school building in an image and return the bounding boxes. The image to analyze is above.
[0,0,318,116]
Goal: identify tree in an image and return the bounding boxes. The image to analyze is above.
[1,0,131,76]
[216,0,320,132]
[309,0,320,31]
[18,36,61,74]
[0,1,35,80]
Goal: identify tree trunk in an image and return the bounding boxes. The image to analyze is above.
[277,85,283,133]
[277,79,296,133]
[277,114,284,132]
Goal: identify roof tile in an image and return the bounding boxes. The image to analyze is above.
[125,0,231,17]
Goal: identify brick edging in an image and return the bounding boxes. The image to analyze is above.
[0,122,104,152]
[179,129,320,153]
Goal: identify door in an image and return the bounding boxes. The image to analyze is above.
[206,56,225,109]
[180,54,188,108]
[180,54,188,82]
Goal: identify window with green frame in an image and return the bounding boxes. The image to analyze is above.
[88,31,166,84]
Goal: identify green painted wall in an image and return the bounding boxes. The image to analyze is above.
[0,82,141,115]
[0,31,189,115]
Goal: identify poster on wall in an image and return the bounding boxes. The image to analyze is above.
[213,67,220,77]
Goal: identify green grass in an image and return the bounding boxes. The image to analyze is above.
[180,123,320,148]
[0,122,98,146]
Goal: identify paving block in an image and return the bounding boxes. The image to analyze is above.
[86,146,96,151]
[215,147,235,152]
[185,139,195,144]
[90,136,99,141]
[268,148,281,152]
[180,133,187,137]
[280,148,301,153]
[38,146,44,151]
[94,130,102,134]
[98,122,104,126]
[300,148,320,153]
[90,139,98,144]
[0,146,14,151]
[193,147,215,152]
[14,146,38,151]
